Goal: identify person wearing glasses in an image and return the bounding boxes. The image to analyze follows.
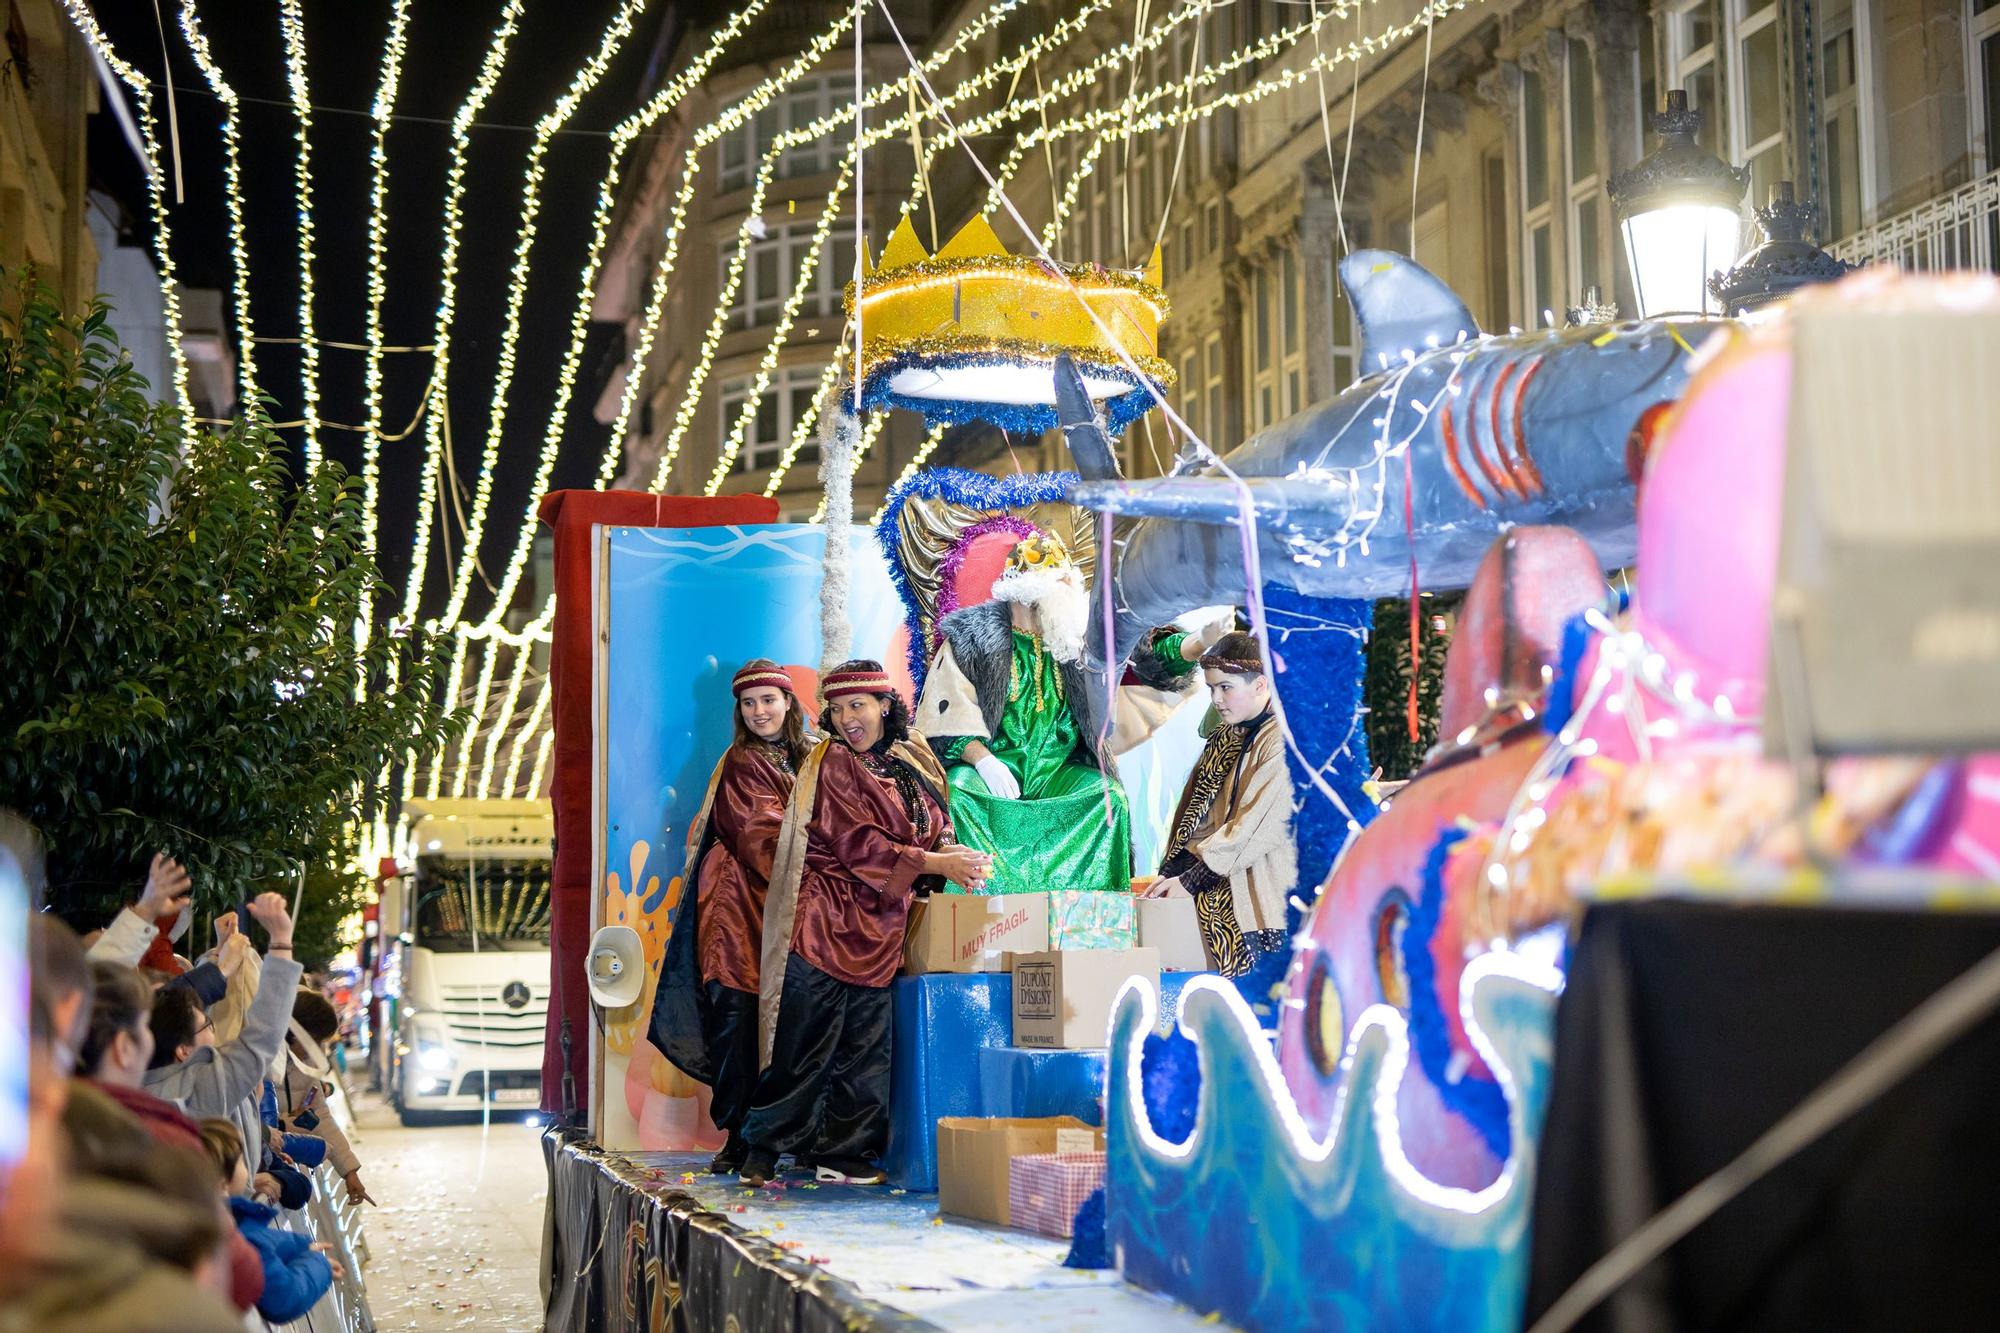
[143,892,304,1199]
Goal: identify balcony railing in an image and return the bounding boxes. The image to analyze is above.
[1830,166,2000,272]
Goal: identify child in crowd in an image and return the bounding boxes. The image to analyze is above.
[198,1118,340,1325]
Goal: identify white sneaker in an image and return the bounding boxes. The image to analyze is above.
[814,1162,887,1185]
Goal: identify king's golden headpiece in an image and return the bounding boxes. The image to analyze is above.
[843,215,1173,434]
[1003,533,1074,576]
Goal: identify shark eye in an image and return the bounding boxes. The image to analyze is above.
[1627,401,1673,484]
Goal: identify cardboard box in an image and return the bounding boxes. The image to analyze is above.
[936,1116,1103,1227]
[1048,889,1137,950]
[1010,947,1160,1049]
[904,892,1049,974]
[1136,895,1208,971]
[1008,1152,1108,1239]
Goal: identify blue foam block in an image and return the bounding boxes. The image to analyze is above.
[977,1046,1109,1124]
[885,970,1203,1192]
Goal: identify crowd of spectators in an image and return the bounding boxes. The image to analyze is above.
[4,855,372,1331]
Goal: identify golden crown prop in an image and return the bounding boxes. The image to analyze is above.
[843,215,1174,434]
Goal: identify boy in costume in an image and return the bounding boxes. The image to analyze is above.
[1147,632,1297,977]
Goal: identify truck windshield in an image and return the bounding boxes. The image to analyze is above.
[413,857,553,952]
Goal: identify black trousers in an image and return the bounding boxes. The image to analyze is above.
[700,980,759,1138]
[740,952,893,1164]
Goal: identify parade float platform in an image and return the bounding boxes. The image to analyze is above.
[542,1129,1223,1333]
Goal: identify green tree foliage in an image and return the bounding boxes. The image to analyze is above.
[0,276,463,924]
[1365,595,1457,781]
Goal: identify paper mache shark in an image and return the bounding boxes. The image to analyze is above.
[1056,250,1720,662]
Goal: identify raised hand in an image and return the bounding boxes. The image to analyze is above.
[246,891,295,954]
[134,853,192,924]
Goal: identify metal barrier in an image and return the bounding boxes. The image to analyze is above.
[1830,166,2000,273]
[269,1065,375,1331]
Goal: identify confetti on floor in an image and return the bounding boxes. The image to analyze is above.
[628,1150,1227,1332]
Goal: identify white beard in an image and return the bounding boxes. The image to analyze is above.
[991,566,1091,665]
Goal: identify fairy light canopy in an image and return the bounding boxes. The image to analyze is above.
[845,214,1173,434]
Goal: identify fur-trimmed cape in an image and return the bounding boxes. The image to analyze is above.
[915,600,1193,776]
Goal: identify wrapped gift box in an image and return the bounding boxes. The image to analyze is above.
[1048,888,1137,950]
[1007,1151,1108,1239]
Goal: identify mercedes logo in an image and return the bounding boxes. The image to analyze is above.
[501,981,531,1010]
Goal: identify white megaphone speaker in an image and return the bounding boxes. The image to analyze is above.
[587,926,646,1008]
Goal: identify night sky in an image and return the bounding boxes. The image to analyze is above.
[88,0,685,629]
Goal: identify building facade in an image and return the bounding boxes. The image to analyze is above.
[1,0,98,314]
[592,0,1999,512]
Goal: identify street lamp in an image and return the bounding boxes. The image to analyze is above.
[1609,90,1749,319]
[1708,181,1852,316]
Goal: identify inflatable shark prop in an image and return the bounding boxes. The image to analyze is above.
[1059,250,1718,662]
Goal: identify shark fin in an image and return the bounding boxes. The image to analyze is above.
[1069,475,1351,526]
[1053,353,1123,482]
[1338,249,1480,374]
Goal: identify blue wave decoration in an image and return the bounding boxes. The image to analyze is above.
[1105,959,1560,1332]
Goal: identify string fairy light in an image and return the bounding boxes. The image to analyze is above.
[480,0,1391,766]
[683,0,1158,495]
[176,2,262,412]
[869,0,1447,838]
[481,0,1468,782]
[500,666,557,797]
[436,0,650,630]
[527,729,557,800]
[357,0,414,659]
[419,634,471,801]
[399,0,528,636]
[447,636,502,798]
[598,9,863,491]
[474,610,551,798]
[56,2,190,416]
[468,0,773,633]
[629,0,1115,496]
[277,0,325,469]
[799,0,1265,489]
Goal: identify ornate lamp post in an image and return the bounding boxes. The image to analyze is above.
[1708,181,1853,316]
[1609,90,1749,319]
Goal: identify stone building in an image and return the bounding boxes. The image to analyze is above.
[590,0,1998,507]
[0,0,99,314]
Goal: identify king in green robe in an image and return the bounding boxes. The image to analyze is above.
[914,536,1198,896]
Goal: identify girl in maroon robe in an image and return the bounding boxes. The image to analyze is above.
[649,661,809,1175]
[737,661,992,1187]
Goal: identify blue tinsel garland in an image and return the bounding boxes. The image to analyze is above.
[1261,584,1378,930]
[859,349,1160,435]
[873,466,1082,692]
[1401,826,1511,1163]
[1062,1188,1109,1269]
[1541,607,1601,740]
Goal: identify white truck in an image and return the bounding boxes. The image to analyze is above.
[377,799,553,1124]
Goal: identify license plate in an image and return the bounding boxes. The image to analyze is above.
[493,1087,539,1105]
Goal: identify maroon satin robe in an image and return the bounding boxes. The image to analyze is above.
[790,740,953,989]
[696,743,793,992]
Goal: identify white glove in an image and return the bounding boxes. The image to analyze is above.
[1188,617,1231,656]
[974,754,1021,800]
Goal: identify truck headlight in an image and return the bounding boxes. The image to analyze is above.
[418,1045,453,1072]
